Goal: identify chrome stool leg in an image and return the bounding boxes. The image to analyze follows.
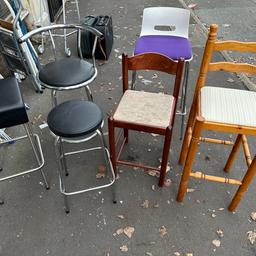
[59,137,69,176]
[51,90,57,106]
[85,86,93,101]
[131,70,137,90]
[53,127,116,213]
[179,62,190,140]
[24,123,49,189]
[54,137,70,213]
[98,128,117,204]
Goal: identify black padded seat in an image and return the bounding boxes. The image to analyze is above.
[39,58,95,87]
[47,100,103,138]
[0,77,28,129]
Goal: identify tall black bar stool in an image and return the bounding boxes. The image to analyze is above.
[47,99,115,213]
[0,77,49,194]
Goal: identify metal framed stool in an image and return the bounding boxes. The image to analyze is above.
[133,7,193,139]
[47,100,116,213]
[0,77,49,194]
[19,24,103,105]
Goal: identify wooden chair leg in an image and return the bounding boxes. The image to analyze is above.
[179,99,197,165]
[177,117,204,202]
[124,129,129,144]
[228,154,256,212]
[159,126,172,187]
[224,134,242,173]
[108,117,117,176]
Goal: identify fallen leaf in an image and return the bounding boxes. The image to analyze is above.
[123,226,135,238]
[222,23,231,28]
[205,155,210,161]
[148,170,158,177]
[151,185,156,191]
[152,74,158,79]
[141,200,149,208]
[117,215,125,219]
[216,229,224,238]
[187,188,195,193]
[174,253,181,256]
[120,245,128,252]
[186,254,193,256]
[153,203,159,208]
[141,78,153,85]
[212,239,221,247]
[164,179,172,187]
[247,230,256,244]
[159,226,167,237]
[250,212,256,221]
[211,213,216,218]
[227,78,234,83]
[166,164,171,172]
[96,173,105,179]
[218,208,225,211]
[188,3,197,9]
[116,228,124,235]
[146,252,153,256]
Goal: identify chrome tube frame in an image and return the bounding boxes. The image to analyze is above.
[52,124,115,213]
[0,124,49,189]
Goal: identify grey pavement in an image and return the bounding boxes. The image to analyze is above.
[0,0,256,255]
[180,0,256,89]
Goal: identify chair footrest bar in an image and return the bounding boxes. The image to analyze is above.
[199,137,234,145]
[0,134,44,182]
[59,177,115,196]
[189,171,242,185]
[116,159,159,172]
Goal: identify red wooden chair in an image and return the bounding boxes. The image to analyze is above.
[108,53,184,186]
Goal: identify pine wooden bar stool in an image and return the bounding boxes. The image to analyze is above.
[108,53,184,187]
[177,24,256,211]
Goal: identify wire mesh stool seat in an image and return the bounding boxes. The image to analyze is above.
[47,100,115,213]
[133,7,193,139]
[0,77,49,195]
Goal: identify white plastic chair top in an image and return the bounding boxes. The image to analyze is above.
[140,7,190,38]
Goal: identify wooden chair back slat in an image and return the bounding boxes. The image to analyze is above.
[125,53,179,74]
[122,53,184,100]
[214,41,256,52]
[208,62,256,74]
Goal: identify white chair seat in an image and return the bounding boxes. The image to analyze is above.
[200,86,256,127]
[113,90,174,128]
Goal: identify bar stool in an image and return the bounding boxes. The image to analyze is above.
[19,24,103,105]
[0,77,49,195]
[47,99,116,213]
[133,7,193,139]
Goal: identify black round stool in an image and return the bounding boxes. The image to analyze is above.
[47,100,115,213]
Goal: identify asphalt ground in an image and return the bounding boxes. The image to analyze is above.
[0,0,256,255]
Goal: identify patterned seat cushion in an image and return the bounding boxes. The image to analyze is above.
[113,90,174,128]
